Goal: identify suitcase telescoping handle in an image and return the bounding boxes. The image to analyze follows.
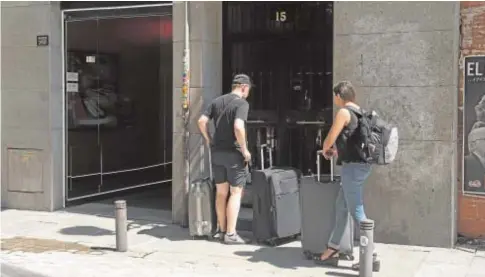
[208,146,213,181]
[316,150,334,182]
[260,144,273,169]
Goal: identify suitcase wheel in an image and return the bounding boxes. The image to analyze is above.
[303,251,314,260]
[339,253,355,261]
[258,238,277,247]
[267,239,277,247]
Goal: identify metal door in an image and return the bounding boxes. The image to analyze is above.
[223,1,334,174]
[63,4,173,202]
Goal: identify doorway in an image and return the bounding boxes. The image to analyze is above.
[62,4,173,209]
[223,2,334,177]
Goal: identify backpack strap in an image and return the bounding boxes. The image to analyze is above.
[215,96,239,128]
[344,105,364,117]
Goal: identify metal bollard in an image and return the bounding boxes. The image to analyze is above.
[114,200,128,252]
[359,219,375,277]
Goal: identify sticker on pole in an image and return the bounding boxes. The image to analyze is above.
[360,236,369,247]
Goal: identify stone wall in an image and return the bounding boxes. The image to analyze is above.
[334,1,460,247]
[458,1,485,238]
[1,1,63,211]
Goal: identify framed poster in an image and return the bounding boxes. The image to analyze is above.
[463,55,485,195]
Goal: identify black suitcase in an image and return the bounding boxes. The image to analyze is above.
[252,145,302,246]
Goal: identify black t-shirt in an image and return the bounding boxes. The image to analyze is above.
[203,93,250,151]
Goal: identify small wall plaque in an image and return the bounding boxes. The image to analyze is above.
[36,35,49,47]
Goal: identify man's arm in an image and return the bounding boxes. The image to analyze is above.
[198,102,214,145]
[198,115,211,145]
[234,102,250,151]
[234,119,247,151]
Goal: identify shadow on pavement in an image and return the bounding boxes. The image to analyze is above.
[234,246,357,271]
[234,247,317,270]
[134,222,191,241]
[57,220,193,242]
[59,226,114,236]
[325,271,357,277]
[90,246,117,252]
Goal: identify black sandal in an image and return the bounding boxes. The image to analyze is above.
[313,247,339,267]
[306,251,354,261]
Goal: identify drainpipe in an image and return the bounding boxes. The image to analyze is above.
[182,1,191,226]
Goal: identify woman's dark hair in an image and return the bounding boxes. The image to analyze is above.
[333,81,356,102]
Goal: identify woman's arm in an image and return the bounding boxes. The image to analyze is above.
[322,108,351,155]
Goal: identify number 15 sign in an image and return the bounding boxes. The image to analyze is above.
[275,11,287,22]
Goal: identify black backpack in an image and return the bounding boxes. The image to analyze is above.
[345,106,399,165]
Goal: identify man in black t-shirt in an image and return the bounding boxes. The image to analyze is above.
[198,74,252,244]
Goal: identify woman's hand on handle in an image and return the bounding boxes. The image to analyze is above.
[322,146,337,160]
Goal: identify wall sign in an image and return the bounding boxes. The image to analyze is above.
[275,11,287,22]
[36,35,49,47]
[463,55,485,196]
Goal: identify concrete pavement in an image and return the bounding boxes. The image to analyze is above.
[1,263,50,277]
[1,203,484,277]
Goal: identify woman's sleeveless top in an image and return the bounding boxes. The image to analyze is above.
[335,106,365,165]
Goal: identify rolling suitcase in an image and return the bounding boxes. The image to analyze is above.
[252,145,302,246]
[188,150,217,238]
[300,151,355,260]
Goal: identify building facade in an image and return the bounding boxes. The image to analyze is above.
[1,1,484,248]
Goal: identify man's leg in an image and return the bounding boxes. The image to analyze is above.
[215,182,230,232]
[223,158,249,244]
[226,185,243,234]
[212,163,229,240]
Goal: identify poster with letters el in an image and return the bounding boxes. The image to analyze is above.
[464,55,485,195]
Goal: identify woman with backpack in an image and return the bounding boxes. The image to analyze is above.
[314,81,373,266]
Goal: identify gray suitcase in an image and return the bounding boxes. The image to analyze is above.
[300,151,355,260]
[188,150,217,238]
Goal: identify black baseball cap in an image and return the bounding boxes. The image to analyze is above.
[232,74,253,87]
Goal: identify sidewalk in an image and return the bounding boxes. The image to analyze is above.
[1,203,484,277]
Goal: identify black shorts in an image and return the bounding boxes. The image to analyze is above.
[211,150,249,187]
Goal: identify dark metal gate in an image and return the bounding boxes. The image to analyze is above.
[223,1,334,175]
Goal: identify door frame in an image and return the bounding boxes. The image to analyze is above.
[61,3,173,208]
[221,2,334,173]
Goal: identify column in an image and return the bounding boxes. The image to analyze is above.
[172,1,223,225]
